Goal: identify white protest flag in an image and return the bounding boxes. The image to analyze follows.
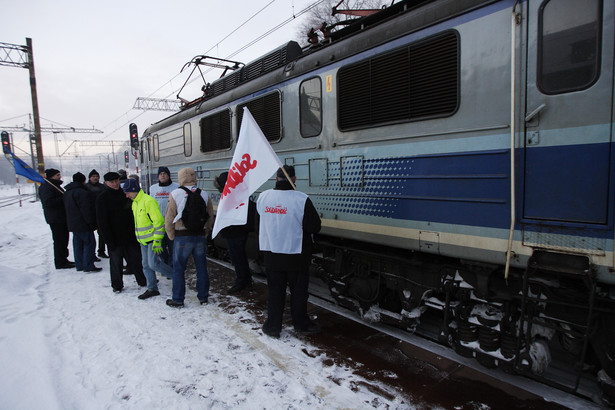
[211,107,283,238]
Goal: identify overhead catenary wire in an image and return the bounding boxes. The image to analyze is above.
[172,0,327,99]
[101,0,328,140]
[100,1,278,137]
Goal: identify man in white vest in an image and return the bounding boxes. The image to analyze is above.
[256,165,321,338]
[150,167,180,265]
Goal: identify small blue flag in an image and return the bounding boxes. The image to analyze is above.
[6,150,46,184]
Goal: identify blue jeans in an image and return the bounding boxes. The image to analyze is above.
[73,231,96,270]
[172,235,209,303]
[140,242,173,291]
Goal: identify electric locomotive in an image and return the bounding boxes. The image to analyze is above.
[137,0,615,403]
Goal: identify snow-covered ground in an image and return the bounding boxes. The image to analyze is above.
[0,186,413,409]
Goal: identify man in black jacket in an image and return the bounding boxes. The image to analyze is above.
[256,165,322,338]
[64,172,101,272]
[39,168,74,269]
[86,169,108,258]
[214,171,254,294]
[96,172,146,293]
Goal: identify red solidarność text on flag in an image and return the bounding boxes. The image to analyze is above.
[211,107,282,239]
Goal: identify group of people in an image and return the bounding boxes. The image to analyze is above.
[40,166,208,305]
[39,168,107,272]
[40,164,322,337]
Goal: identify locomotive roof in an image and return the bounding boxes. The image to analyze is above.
[144,0,497,134]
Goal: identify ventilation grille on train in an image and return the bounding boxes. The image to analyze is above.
[338,30,459,130]
[236,92,282,142]
[208,41,303,98]
[200,109,231,152]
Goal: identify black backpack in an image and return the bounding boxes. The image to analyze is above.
[179,187,209,232]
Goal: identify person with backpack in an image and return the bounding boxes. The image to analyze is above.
[123,178,173,300]
[164,167,213,307]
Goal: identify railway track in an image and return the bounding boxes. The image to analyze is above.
[208,256,604,409]
[0,193,36,208]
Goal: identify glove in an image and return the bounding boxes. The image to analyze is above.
[152,240,163,255]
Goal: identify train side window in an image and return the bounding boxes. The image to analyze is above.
[153,134,159,162]
[538,0,602,94]
[183,122,192,157]
[200,109,231,153]
[300,77,322,138]
[338,30,459,131]
[236,91,282,142]
[142,139,150,162]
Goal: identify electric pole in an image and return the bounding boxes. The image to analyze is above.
[0,38,45,175]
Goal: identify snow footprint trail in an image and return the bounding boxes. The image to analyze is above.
[0,198,411,409]
[209,269,412,408]
[205,303,408,409]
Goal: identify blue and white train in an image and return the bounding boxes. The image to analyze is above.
[138,0,615,403]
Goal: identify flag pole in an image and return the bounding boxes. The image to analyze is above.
[16,176,22,207]
[278,166,296,190]
[43,177,65,194]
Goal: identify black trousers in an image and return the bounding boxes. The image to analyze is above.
[108,241,146,291]
[97,231,106,254]
[263,267,311,333]
[226,235,251,286]
[49,223,70,267]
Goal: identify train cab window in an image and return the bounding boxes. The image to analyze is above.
[338,31,459,131]
[183,122,192,157]
[538,0,601,94]
[153,134,159,161]
[300,77,322,137]
[139,140,144,163]
[236,91,282,142]
[200,110,231,152]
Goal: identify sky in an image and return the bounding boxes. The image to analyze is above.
[0,186,414,409]
[0,0,318,167]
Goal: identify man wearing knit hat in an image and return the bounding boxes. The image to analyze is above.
[39,168,74,269]
[86,169,108,258]
[149,166,179,265]
[164,167,214,307]
[64,172,101,272]
[124,178,173,299]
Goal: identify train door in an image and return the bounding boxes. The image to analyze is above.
[141,136,153,192]
[523,0,613,225]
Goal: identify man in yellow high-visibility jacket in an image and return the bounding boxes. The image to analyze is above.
[123,178,173,300]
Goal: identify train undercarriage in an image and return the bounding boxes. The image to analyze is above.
[312,237,615,406]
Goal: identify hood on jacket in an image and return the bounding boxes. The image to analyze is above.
[178,167,197,187]
[64,181,85,191]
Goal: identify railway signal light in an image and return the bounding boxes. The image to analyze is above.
[129,123,139,150]
[124,150,129,163]
[1,131,11,153]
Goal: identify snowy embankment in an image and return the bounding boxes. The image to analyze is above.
[0,187,411,409]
